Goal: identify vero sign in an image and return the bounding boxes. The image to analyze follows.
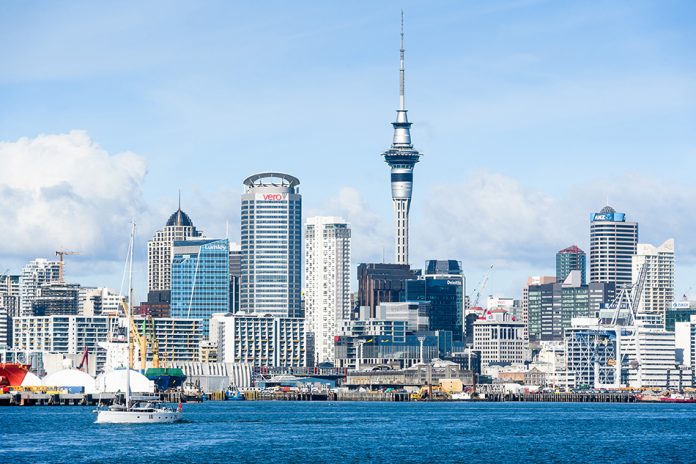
[256,193,287,201]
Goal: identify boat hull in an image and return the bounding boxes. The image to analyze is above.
[95,410,183,424]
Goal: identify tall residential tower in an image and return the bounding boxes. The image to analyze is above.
[304,217,351,365]
[382,14,422,265]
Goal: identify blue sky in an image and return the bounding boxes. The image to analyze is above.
[1,0,696,301]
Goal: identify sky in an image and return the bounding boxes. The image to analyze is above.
[1,0,696,303]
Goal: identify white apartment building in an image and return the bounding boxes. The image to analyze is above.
[374,302,429,333]
[473,310,527,368]
[19,259,60,315]
[147,205,202,292]
[304,216,351,365]
[632,239,675,319]
[214,314,308,367]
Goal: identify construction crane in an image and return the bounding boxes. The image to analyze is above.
[469,265,493,314]
[55,250,79,283]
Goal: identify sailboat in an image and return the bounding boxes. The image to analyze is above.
[95,222,183,424]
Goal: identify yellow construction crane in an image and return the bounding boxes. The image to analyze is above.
[120,300,147,371]
[148,315,160,368]
[55,250,79,283]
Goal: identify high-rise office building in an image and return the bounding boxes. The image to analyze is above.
[589,205,638,288]
[304,217,351,365]
[229,242,242,314]
[240,173,302,317]
[381,16,422,265]
[19,259,60,316]
[170,238,230,336]
[405,260,466,340]
[357,263,420,318]
[556,245,586,285]
[633,239,675,318]
[32,283,81,316]
[147,201,203,293]
[526,271,616,342]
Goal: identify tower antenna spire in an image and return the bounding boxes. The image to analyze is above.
[400,10,405,111]
[178,189,181,211]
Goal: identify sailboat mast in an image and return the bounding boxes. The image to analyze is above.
[126,222,136,407]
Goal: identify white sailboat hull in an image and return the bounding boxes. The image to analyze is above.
[95,409,182,424]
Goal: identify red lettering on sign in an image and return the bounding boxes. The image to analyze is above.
[263,194,283,200]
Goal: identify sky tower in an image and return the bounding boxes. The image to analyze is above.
[382,13,422,265]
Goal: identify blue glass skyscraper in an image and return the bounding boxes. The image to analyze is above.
[171,239,230,336]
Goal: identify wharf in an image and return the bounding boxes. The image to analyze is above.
[486,392,638,403]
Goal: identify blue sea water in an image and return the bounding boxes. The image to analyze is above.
[1,401,695,463]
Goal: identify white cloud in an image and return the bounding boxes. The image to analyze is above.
[309,186,392,265]
[0,130,147,264]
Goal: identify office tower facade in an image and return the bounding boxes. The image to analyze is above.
[229,242,242,313]
[357,263,420,317]
[240,173,302,318]
[632,239,675,318]
[526,271,617,342]
[589,205,638,287]
[147,202,203,293]
[0,274,20,319]
[381,16,422,265]
[171,239,230,336]
[405,260,466,340]
[304,217,351,365]
[556,245,586,285]
[19,259,60,316]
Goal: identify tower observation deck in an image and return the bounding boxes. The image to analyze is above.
[382,13,422,265]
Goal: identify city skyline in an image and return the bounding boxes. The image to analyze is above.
[1,2,696,301]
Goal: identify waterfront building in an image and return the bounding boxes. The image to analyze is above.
[473,310,527,369]
[405,260,465,340]
[556,245,586,285]
[240,173,302,318]
[333,332,444,370]
[632,239,675,321]
[675,315,696,369]
[147,200,203,293]
[381,16,422,265]
[19,259,60,316]
[12,315,117,371]
[135,316,202,363]
[170,238,230,336]
[214,313,308,367]
[304,217,351,365]
[589,205,638,288]
[357,263,420,317]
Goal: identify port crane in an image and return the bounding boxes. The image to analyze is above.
[55,250,79,283]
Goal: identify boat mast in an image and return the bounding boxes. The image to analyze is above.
[126,221,136,408]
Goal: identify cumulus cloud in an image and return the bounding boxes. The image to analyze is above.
[0,131,147,266]
[308,186,392,265]
[414,169,696,276]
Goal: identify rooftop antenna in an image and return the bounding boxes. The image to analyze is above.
[399,10,405,111]
[178,189,181,211]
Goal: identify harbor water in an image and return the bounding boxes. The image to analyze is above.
[2,401,696,463]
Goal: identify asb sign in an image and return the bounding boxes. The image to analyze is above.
[257,193,287,201]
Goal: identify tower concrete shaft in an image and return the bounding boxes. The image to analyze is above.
[382,13,421,265]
